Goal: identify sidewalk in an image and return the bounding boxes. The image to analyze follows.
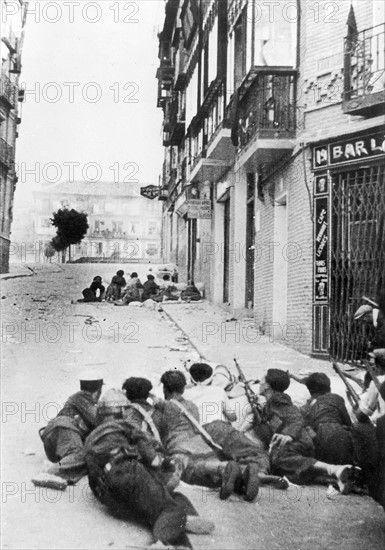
[162,301,361,405]
[0,262,62,281]
[0,263,34,281]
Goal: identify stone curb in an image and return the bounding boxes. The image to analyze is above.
[0,267,34,281]
[0,264,63,281]
[161,305,208,361]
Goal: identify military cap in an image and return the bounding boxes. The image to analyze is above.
[354,304,373,320]
[79,370,104,392]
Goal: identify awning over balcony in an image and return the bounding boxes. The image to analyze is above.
[189,156,231,184]
[236,137,296,171]
[206,121,235,163]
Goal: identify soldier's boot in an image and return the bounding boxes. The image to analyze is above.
[242,464,260,502]
[219,461,242,500]
[153,506,187,546]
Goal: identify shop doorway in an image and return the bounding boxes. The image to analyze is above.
[330,164,385,362]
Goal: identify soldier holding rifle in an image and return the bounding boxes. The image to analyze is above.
[300,370,378,476]
[354,349,385,424]
[256,369,359,493]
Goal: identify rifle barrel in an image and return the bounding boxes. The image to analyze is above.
[332,362,360,407]
[364,360,383,393]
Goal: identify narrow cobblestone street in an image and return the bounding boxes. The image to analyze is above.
[1,264,385,550]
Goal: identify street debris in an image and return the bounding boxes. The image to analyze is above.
[84,318,99,325]
[22,449,36,456]
[31,473,68,491]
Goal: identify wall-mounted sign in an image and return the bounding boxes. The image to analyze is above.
[140,185,160,200]
[187,199,212,219]
[313,130,385,169]
[314,195,328,302]
[314,174,328,196]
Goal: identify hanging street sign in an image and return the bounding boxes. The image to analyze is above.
[187,199,212,219]
[140,185,160,200]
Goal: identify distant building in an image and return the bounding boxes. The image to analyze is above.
[0,0,27,272]
[33,181,162,262]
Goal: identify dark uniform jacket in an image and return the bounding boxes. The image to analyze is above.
[264,392,314,451]
[84,419,160,471]
[41,391,98,462]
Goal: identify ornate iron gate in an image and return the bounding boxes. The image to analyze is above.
[330,164,385,362]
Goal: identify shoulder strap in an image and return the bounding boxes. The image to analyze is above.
[170,399,224,453]
[127,403,161,443]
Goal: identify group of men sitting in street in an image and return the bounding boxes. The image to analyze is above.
[78,269,202,305]
[35,354,385,548]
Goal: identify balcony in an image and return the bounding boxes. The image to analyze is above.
[0,138,14,168]
[163,97,185,146]
[186,78,235,183]
[343,23,385,117]
[156,59,175,107]
[234,67,297,170]
[189,149,232,184]
[205,80,235,163]
[0,75,17,109]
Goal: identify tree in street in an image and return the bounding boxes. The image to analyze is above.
[44,242,56,263]
[50,208,89,262]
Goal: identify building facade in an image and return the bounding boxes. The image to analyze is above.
[0,0,27,272]
[156,0,385,361]
[33,181,162,263]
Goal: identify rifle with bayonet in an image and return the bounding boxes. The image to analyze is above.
[341,370,365,390]
[233,357,284,446]
[332,361,361,409]
[363,359,383,393]
[233,357,264,424]
[293,367,365,390]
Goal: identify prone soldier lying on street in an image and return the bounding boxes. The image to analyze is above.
[301,372,378,479]
[38,373,104,484]
[259,369,359,494]
[184,362,288,489]
[122,372,261,501]
[84,389,215,549]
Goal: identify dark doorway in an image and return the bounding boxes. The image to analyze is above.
[187,218,197,283]
[330,164,385,362]
[223,199,230,303]
[245,174,255,308]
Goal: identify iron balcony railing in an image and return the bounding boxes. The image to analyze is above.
[187,77,229,167]
[344,23,385,102]
[236,68,297,149]
[0,75,17,108]
[0,138,14,168]
[165,96,185,146]
[205,79,229,144]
